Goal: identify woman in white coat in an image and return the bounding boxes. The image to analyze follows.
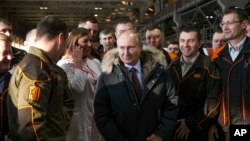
[57,28,103,141]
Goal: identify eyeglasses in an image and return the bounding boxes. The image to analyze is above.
[219,20,243,27]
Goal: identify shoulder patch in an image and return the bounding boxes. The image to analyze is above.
[28,86,40,101]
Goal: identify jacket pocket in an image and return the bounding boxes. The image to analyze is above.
[113,111,126,127]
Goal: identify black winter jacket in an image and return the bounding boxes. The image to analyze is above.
[94,47,178,141]
[213,37,250,127]
[169,54,220,140]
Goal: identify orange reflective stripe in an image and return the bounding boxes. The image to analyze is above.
[242,94,246,122]
[168,52,177,60]
[221,93,227,126]
[211,46,225,61]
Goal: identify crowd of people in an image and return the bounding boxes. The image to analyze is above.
[0,6,250,141]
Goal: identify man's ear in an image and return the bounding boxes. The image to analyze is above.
[58,33,65,45]
[242,20,249,28]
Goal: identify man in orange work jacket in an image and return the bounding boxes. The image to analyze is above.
[210,7,250,141]
[169,24,220,141]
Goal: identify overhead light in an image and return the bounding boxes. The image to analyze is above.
[106,19,111,22]
[206,15,214,19]
[95,7,102,10]
[94,14,98,17]
[121,0,128,5]
[145,12,149,16]
[39,6,48,10]
[120,7,125,11]
[148,7,154,12]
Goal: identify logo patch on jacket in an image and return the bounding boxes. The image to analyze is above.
[193,73,201,79]
[28,86,40,101]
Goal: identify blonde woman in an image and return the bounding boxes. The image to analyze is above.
[57,28,102,141]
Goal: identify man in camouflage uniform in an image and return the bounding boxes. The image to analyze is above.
[7,16,74,141]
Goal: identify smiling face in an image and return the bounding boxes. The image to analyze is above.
[179,31,201,62]
[77,35,92,59]
[117,31,142,66]
[0,39,13,73]
[221,13,247,42]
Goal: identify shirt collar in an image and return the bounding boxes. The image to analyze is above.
[228,36,246,52]
[125,60,142,73]
[180,52,200,65]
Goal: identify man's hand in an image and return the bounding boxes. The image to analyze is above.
[146,134,163,141]
[176,119,190,140]
[208,124,219,141]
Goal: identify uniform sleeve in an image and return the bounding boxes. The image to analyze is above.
[62,75,74,130]
[155,71,179,140]
[17,71,52,141]
[94,74,127,141]
[185,59,220,131]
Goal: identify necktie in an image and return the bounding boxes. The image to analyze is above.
[131,67,142,100]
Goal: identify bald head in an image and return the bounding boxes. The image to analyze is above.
[24,28,37,51]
